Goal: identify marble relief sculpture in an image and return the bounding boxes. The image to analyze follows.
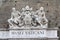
[8,5,48,29]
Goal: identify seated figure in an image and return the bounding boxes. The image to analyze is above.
[8,7,21,28]
[35,7,48,28]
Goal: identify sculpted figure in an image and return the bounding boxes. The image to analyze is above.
[35,7,48,28]
[40,7,48,28]
[11,7,21,23]
[8,7,21,28]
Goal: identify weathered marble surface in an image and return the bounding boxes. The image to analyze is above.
[0,0,59,40]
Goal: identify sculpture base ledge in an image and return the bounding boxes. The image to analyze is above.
[9,27,58,30]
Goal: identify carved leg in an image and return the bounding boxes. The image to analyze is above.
[8,19,14,28]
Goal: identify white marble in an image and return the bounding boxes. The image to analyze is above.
[8,6,48,29]
[0,29,58,38]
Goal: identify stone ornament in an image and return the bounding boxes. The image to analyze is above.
[8,5,48,29]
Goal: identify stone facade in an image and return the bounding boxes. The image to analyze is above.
[0,0,60,28]
[0,0,60,40]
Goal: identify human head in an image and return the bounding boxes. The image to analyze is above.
[12,7,16,12]
[40,7,44,12]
